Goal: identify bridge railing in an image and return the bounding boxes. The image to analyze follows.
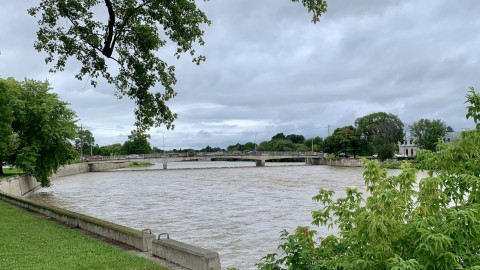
[83,151,324,162]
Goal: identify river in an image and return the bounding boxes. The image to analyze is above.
[29,161,401,269]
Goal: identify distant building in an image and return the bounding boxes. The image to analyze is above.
[398,131,462,157]
[443,131,461,142]
[398,136,418,157]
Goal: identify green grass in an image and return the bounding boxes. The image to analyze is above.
[0,167,24,179]
[0,200,167,270]
[127,162,154,168]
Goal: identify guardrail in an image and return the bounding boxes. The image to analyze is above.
[82,151,324,161]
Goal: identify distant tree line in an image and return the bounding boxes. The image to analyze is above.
[85,113,453,162]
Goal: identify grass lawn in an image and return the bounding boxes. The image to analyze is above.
[0,167,24,179]
[0,200,167,270]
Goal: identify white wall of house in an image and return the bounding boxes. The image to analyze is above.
[398,136,418,157]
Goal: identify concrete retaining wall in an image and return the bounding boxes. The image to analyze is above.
[327,158,364,167]
[0,191,155,252]
[52,163,90,179]
[153,238,221,270]
[0,161,133,197]
[0,175,40,197]
[326,158,403,167]
[88,161,132,172]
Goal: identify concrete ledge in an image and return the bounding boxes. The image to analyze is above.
[152,238,221,270]
[0,192,154,252]
[76,213,154,252]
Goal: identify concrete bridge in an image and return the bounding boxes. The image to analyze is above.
[88,151,325,169]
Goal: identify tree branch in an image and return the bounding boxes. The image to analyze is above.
[103,0,115,57]
[63,14,120,65]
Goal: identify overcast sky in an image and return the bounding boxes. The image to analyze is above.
[1,1,479,149]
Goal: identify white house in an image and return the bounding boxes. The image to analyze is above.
[398,131,462,157]
[398,136,418,157]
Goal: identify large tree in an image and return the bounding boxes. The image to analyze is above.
[0,78,20,175]
[28,0,328,131]
[8,79,77,186]
[355,112,404,160]
[271,133,287,141]
[409,119,447,151]
[324,126,362,158]
[122,130,152,155]
[285,134,306,144]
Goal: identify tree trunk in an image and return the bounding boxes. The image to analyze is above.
[0,159,3,175]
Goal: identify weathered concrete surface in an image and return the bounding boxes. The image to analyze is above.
[77,213,154,252]
[88,161,132,172]
[153,238,221,270]
[52,163,90,179]
[326,158,364,167]
[0,161,134,197]
[255,160,265,167]
[0,191,155,252]
[305,157,323,165]
[326,158,402,167]
[0,175,40,197]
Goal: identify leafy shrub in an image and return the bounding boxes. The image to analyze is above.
[380,161,402,169]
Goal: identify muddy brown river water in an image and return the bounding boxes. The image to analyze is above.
[29,161,411,269]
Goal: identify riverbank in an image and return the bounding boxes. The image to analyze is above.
[0,162,222,270]
[0,200,166,270]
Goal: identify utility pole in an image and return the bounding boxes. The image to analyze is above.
[254,133,257,152]
[80,124,83,161]
[90,137,94,157]
[327,125,330,136]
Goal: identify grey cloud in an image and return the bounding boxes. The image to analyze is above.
[1,0,479,149]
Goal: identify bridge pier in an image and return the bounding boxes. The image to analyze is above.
[306,157,323,165]
[163,161,168,170]
[256,160,265,167]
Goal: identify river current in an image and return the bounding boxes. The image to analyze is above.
[29,161,401,269]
